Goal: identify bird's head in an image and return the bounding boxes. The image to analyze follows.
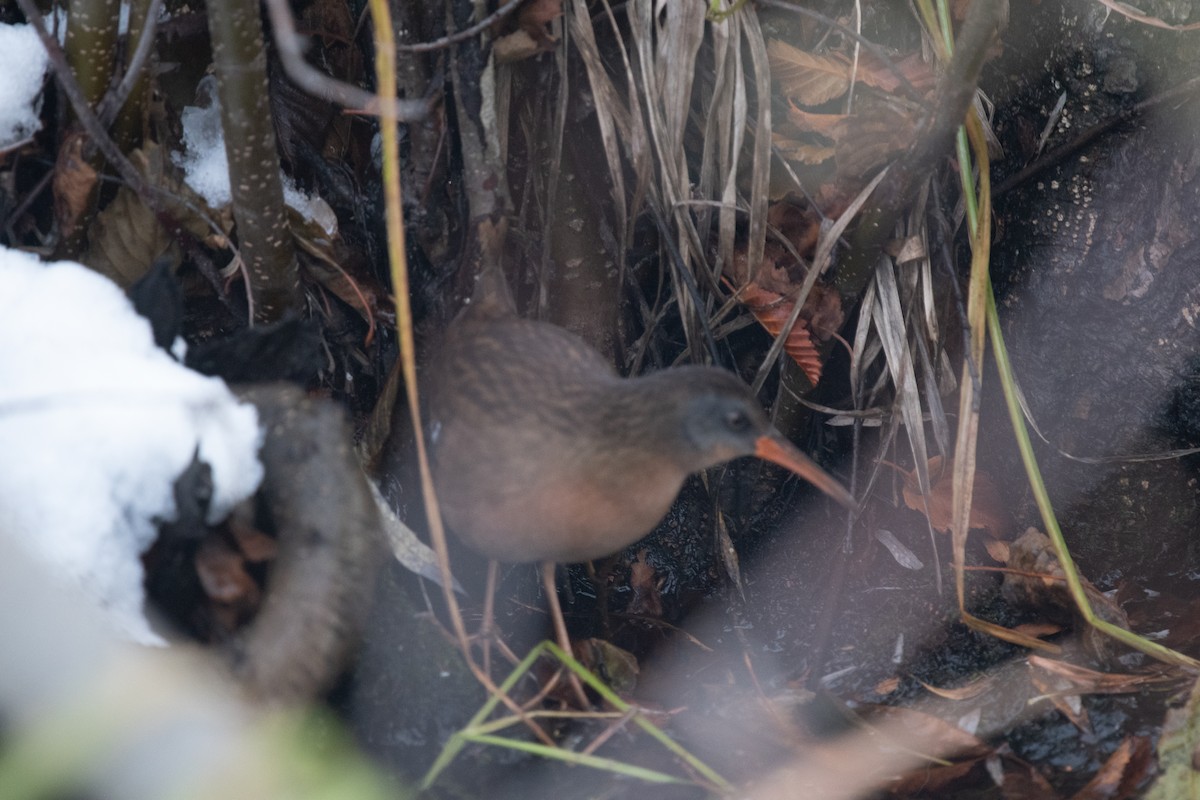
[649,366,854,509]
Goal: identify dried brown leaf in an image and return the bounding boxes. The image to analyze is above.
[850,50,937,96]
[519,0,563,43]
[890,758,983,795]
[85,144,219,287]
[771,133,835,165]
[1068,736,1152,800]
[1002,529,1131,633]
[195,537,260,608]
[984,538,1011,563]
[784,102,845,136]
[1030,668,1089,731]
[53,133,97,237]
[229,518,279,562]
[768,39,850,106]
[766,201,826,262]
[802,282,846,339]
[494,29,542,62]
[296,221,392,343]
[572,638,639,694]
[1014,622,1064,640]
[1028,655,1182,695]
[996,753,1062,800]
[628,549,663,618]
[866,705,990,756]
[899,455,1011,537]
[866,706,991,795]
[919,675,994,701]
[834,103,919,180]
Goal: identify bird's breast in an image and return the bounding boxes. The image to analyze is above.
[431,417,686,563]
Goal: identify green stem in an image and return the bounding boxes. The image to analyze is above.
[986,284,1199,668]
[422,641,734,792]
[466,734,688,784]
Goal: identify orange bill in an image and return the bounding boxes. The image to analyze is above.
[755,434,855,509]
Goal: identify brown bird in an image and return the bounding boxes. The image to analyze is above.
[423,272,853,701]
[428,298,854,566]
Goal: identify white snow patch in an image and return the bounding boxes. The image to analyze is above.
[0,248,264,644]
[0,24,51,148]
[174,77,338,236]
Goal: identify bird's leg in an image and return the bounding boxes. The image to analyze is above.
[480,559,499,674]
[468,561,521,673]
[541,560,590,708]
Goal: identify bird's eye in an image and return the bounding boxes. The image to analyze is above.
[724,409,751,432]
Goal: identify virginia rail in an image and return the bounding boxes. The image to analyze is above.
[426,274,853,582]
[424,273,853,702]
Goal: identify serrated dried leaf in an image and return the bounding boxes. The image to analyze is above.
[737,281,824,384]
[768,39,850,106]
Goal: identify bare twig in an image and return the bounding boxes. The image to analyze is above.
[262,0,430,120]
[397,0,524,52]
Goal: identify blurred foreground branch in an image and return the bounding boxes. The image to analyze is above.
[0,534,397,800]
